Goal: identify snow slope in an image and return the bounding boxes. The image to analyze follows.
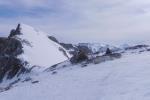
[15,24,71,71]
[1,51,150,100]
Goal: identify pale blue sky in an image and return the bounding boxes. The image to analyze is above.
[0,0,150,44]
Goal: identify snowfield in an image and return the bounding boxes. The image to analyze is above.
[1,51,150,100]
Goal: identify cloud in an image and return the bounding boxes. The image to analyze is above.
[0,0,47,8]
[0,0,150,44]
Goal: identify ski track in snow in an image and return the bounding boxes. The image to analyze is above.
[1,51,150,100]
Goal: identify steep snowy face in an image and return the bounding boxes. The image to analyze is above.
[14,24,71,71]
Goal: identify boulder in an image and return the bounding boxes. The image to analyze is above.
[70,49,88,63]
[105,48,112,55]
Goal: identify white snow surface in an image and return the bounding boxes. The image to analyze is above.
[16,24,71,71]
[1,51,150,100]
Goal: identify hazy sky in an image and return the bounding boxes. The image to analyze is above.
[0,0,150,44]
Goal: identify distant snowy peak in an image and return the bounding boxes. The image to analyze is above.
[11,23,71,72]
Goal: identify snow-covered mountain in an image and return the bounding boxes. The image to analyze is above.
[0,23,72,83]
[12,24,71,71]
[1,23,150,100]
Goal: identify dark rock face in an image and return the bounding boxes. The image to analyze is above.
[70,49,88,63]
[9,24,22,38]
[0,28,27,82]
[93,53,121,64]
[125,45,149,50]
[92,49,121,64]
[0,37,23,56]
[105,48,112,55]
[60,43,92,55]
[60,43,77,55]
[48,36,59,43]
[60,43,74,50]
[77,45,92,54]
[0,56,27,82]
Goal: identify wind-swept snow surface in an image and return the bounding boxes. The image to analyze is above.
[16,24,70,71]
[1,51,150,100]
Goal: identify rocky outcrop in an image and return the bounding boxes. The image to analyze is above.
[60,43,74,50]
[93,53,121,64]
[0,37,23,56]
[0,56,27,82]
[0,24,28,82]
[9,24,22,38]
[48,36,59,43]
[77,45,92,54]
[105,48,112,55]
[125,45,149,50]
[70,49,88,63]
[93,48,121,64]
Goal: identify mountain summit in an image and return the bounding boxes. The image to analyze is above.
[0,23,71,82]
[12,23,71,71]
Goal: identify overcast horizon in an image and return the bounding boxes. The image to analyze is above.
[0,0,150,45]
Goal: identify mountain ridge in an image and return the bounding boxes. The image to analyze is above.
[0,23,71,83]
[1,23,150,99]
